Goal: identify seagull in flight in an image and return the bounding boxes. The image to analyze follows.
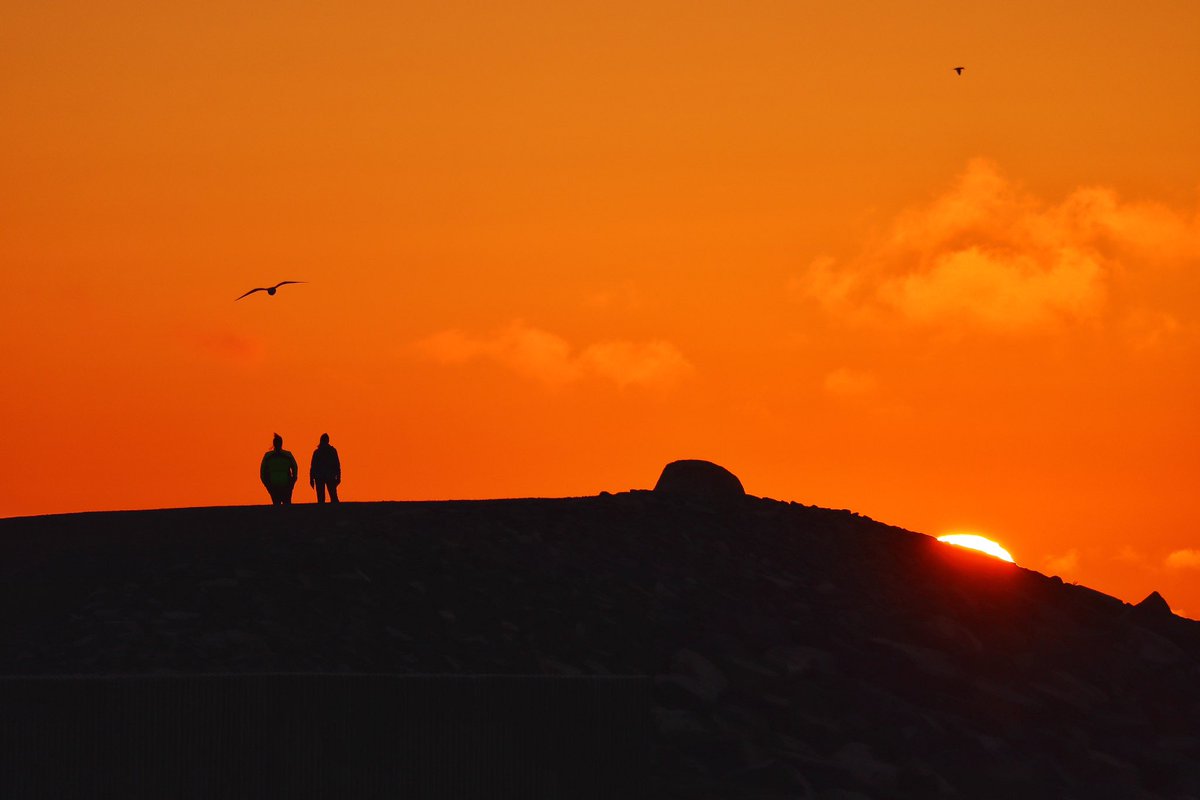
[953,66,965,75]
[235,281,306,301]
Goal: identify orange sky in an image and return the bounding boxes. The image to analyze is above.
[3,1,1199,615]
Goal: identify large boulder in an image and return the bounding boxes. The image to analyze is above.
[1123,590,1175,636]
[1134,591,1171,617]
[653,460,746,506]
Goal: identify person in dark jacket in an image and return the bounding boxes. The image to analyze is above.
[309,433,341,503]
[260,433,298,505]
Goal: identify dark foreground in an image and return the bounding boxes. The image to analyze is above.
[2,673,647,799]
[3,493,1200,798]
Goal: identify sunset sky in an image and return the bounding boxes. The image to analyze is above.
[3,1,1199,614]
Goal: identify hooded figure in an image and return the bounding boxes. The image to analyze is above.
[309,433,341,503]
[260,433,298,505]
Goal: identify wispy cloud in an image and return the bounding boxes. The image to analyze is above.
[1165,549,1200,569]
[585,282,648,313]
[1123,309,1184,353]
[792,159,1200,334]
[822,367,877,398]
[1044,549,1081,576]
[579,340,693,388]
[418,323,580,385]
[415,320,693,389]
[180,329,265,365]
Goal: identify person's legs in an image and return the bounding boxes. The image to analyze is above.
[316,481,326,503]
[328,482,339,503]
[282,483,294,505]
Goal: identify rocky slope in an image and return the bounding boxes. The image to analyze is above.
[3,463,1199,799]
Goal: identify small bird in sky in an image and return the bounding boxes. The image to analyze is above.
[235,281,306,301]
[953,66,965,75]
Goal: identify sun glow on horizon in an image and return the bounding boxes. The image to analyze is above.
[937,534,1016,563]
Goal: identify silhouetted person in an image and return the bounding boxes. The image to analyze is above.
[260,433,298,505]
[309,433,341,503]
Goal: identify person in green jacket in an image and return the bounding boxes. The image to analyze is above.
[260,433,298,505]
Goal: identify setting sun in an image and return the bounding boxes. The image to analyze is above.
[937,534,1015,564]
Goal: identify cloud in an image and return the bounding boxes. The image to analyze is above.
[1123,309,1183,352]
[1115,547,1149,567]
[822,367,877,398]
[416,320,692,389]
[880,245,1104,330]
[579,340,693,388]
[1165,549,1200,569]
[1053,186,1200,263]
[181,329,265,365]
[789,256,856,310]
[1045,549,1080,576]
[793,159,1200,333]
[585,282,648,312]
[417,323,580,385]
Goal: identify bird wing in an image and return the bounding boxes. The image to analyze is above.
[236,287,268,301]
[271,280,307,290]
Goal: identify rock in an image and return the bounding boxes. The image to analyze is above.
[653,706,715,741]
[896,763,955,796]
[1030,672,1109,710]
[657,648,729,707]
[927,614,984,655]
[539,657,583,675]
[1082,749,1141,795]
[720,738,774,777]
[1134,590,1172,617]
[582,657,611,674]
[724,760,815,796]
[820,789,873,800]
[869,637,958,679]
[725,652,782,679]
[764,645,836,677]
[384,626,412,641]
[653,460,746,505]
[672,648,728,696]
[1127,625,1187,664]
[197,578,238,589]
[834,742,899,792]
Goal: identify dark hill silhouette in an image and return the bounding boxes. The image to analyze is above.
[2,462,1199,798]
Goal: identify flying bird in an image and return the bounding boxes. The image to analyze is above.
[235,281,306,301]
[953,66,965,75]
